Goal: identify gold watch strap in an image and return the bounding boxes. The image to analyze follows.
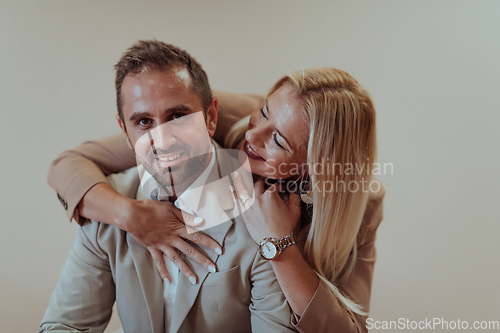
[276,235,297,251]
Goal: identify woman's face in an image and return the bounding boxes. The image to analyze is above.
[241,83,309,179]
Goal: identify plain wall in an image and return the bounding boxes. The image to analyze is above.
[1,0,499,332]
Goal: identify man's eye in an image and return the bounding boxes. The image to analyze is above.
[171,113,187,120]
[137,119,153,126]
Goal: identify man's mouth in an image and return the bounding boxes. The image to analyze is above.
[157,153,182,162]
[243,141,266,161]
[154,152,186,167]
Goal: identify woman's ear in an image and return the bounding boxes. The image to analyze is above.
[205,97,218,138]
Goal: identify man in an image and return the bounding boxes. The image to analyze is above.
[39,40,295,333]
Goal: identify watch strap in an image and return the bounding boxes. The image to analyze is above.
[276,234,297,251]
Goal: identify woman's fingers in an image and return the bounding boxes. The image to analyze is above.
[232,171,249,195]
[148,247,172,283]
[168,205,222,256]
[185,231,223,256]
[171,238,218,275]
[232,170,254,209]
[287,191,302,216]
[180,210,206,228]
[264,183,281,201]
[171,208,205,228]
[254,178,266,196]
[161,246,198,285]
[171,211,222,255]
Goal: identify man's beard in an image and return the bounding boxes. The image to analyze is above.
[138,144,211,197]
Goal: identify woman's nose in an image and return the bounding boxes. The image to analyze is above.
[245,123,266,148]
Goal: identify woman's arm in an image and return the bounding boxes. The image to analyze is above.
[47,132,136,223]
[234,177,385,333]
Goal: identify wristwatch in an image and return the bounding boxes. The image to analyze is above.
[258,235,297,260]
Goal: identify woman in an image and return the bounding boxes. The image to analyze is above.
[48,68,384,332]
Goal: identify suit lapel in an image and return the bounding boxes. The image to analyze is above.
[169,144,237,332]
[169,220,233,333]
[127,231,165,333]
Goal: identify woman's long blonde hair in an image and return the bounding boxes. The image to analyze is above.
[226,68,377,314]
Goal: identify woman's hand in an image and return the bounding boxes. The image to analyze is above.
[119,198,222,284]
[231,173,302,244]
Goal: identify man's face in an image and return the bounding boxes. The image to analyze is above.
[117,68,218,195]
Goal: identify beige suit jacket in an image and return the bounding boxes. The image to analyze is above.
[46,90,385,333]
[39,145,296,333]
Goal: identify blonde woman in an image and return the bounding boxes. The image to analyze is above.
[48,68,384,332]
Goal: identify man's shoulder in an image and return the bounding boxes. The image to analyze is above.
[77,218,126,256]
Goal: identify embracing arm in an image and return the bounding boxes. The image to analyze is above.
[47,132,136,223]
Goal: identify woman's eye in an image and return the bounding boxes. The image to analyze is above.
[273,133,285,150]
[260,107,268,119]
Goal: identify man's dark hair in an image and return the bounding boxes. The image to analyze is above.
[115,40,212,126]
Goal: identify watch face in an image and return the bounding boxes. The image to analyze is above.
[262,241,277,259]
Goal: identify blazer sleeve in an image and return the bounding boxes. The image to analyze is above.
[249,253,298,332]
[38,221,116,332]
[47,132,136,222]
[291,186,386,333]
[47,90,264,223]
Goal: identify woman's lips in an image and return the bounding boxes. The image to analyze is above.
[243,141,266,161]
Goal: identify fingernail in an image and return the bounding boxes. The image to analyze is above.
[208,265,216,273]
[229,185,234,192]
[215,247,222,255]
[189,276,197,285]
[193,216,204,224]
[164,277,169,284]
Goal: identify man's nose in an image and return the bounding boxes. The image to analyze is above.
[149,123,176,152]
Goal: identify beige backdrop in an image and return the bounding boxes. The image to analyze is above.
[1,0,499,332]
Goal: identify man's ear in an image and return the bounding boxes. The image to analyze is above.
[205,97,218,138]
[116,114,133,150]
